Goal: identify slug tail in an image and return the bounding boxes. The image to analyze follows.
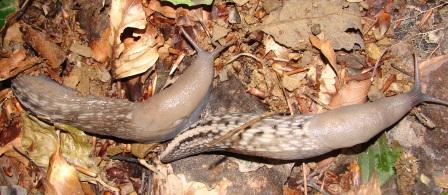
[12,75,140,140]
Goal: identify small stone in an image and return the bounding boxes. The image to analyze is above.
[311,24,321,35]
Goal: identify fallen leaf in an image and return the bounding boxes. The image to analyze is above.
[318,64,337,105]
[113,27,161,79]
[281,72,306,91]
[358,134,401,185]
[69,42,93,58]
[148,0,176,19]
[90,29,112,62]
[108,0,162,79]
[252,0,364,50]
[0,48,40,81]
[46,142,84,195]
[418,9,432,27]
[23,27,66,68]
[212,22,231,42]
[3,22,23,47]
[375,10,391,38]
[263,35,289,60]
[310,34,337,68]
[345,173,382,195]
[366,43,382,61]
[329,79,371,109]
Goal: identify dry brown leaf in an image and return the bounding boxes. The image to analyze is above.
[318,64,337,106]
[113,28,161,79]
[23,27,66,68]
[263,35,289,60]
[110,0,147,43]
[148,0,176,19]
[320,40,337,68]
[46,143,84,195]
[329,79,371,109]
[309,34,322,49]
[253,0,363,50]
[344,173,381,195]
[91,29,112,62]
[418,9,433,27]
[375,10,391,37]
[107,0,162,79]
[0,48,41,81]
[310,35,338,77]
[3,23,24,47]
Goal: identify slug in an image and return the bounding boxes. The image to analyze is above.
[12,27,229,142]
[160,60,448,162]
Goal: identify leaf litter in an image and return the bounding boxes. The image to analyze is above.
[0,0,447,194]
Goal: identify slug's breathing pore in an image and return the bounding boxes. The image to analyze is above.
[160,60,448,162]
[12,27,229,142]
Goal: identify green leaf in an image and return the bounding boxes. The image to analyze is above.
[358,134,401,185]
[161,0,213,6]
[0,0,17,29]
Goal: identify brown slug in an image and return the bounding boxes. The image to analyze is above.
[12,27,229,142]
[159,59,448,162]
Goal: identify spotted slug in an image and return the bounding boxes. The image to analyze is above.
[159,60,448,162]
[12,27,229,142]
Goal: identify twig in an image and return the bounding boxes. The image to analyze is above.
[303,163,308,195]
[370,48,389,81]
[138,159,166,177]
[307,180,329,195]
[226,52,266,65]
[304,92,331,110]
[429,31,445,58]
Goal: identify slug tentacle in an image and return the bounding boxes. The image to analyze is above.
[160,58,448,162]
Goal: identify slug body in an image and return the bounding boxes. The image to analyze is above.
[12,28,226,142]
[160,62,448,162]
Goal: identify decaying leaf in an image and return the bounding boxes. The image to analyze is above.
[113,27,161,79]
[46,142,84,195]
[20,115,95,170]
[0,48,40,81]
[148,0,176,19]
[252,0,363,50]
[318,64,337,106]
[91,0,163,79]
[329,79,371,109]
[23,27,66,68]
[345,173,382,195]
[263,35,289,60]
[310,34,337,70]
[375,10,391,38]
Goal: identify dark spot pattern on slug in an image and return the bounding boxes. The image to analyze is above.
[12,75,141,140]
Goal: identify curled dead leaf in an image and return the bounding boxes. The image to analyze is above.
[375,10,391,38]
[309,34,337,68]
[263,35,289,60]
[329,79,371,109]
[23,27,66,68]
[46,143,84,195]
